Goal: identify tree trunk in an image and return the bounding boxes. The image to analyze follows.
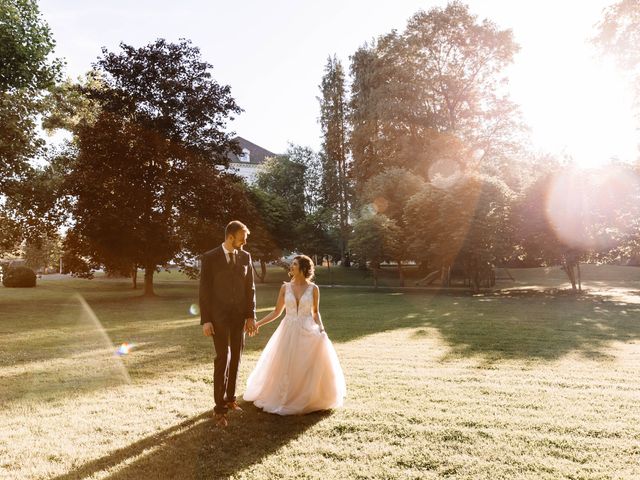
[417,260,429,277]
[260,259,267,283]
[373,267,378,288]
[563,260,577,292]
[472,270,480,293]
[251,262,264,283]
[144,264,155,296]
[397,260,404,287]
[577,262,582,292]
[131,266,137,290]
[441,264,451,287]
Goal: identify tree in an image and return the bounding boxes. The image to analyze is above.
[348,2,521,193]
[405,174,512,291]
[594,0,640,73]
[286,145,324,215]
[450,176,513,291]
[319,55,350,260]
[514,170,592,292]
[0,0,61,94]
[0,0,62,254]
[242,186,289,282]
[62,39,242,296]
[361,167,425,285]
[350,214,401,287]
[24,233,62,273]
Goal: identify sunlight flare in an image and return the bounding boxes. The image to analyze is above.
[544,167,640,250]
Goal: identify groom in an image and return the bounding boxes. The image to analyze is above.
[200,220,257,427]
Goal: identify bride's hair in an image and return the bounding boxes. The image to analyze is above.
[293,254,315,280]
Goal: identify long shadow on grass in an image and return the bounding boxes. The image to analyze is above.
[50,405,329,480]
[419,287,640,362]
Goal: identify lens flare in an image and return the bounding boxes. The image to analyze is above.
[428,158,462,189]
[471,148,485,162]
[372,196,389,214]
[361,203,377,219]
[544,167,639,250]
[189,304,200,316]
[115,342,136,356]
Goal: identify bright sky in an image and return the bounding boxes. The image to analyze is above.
[39,0,638,168]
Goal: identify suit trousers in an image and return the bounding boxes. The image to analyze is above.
[211,316,245,414]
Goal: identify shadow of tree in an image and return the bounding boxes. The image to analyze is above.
[417,287,640,362]
[4,281,640,406]
[49,405,329,480]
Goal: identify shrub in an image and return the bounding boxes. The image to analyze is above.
[2,266,37,288]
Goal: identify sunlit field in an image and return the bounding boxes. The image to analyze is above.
[1,266,639,479]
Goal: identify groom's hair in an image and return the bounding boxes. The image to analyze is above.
[225,220,250,238]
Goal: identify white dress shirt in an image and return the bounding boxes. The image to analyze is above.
[221,243,237,264]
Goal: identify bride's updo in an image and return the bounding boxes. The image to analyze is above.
[294,254,315,280]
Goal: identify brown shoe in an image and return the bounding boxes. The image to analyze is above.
[214,413,228,428]
[226,401,243,412]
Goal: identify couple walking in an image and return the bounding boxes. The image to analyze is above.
[199,221,346,427]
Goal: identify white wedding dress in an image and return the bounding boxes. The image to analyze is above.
[244,282,346,415]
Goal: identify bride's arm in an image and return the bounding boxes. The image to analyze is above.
[312,285,325,332]
[256,284,286,330]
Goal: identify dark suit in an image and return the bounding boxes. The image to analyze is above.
[199,245,256,414]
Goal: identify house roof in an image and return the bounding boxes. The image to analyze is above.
[228,136,278,165]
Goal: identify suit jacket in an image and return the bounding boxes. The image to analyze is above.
[199,246,256,325]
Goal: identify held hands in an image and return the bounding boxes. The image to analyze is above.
[203,320,258,337]
[244,318,258,336]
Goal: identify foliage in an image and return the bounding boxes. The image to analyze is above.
[24,234,62,272]
[348,1,522,194]
[0,0,62,255]
[1,265,36,287]
[594,0,640,70]
[350,214,401,286]
[404,173,513,289]
[318,55,350,255]
[0,0,61,93]
[61,39,242,295]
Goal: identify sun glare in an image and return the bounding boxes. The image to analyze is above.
[522,57,638,169]
[545,167,640,250]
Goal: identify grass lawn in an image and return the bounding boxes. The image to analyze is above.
[1,265,639,479]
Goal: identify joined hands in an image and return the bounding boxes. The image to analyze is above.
[245,318,259,336]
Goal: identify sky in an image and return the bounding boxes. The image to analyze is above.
[39,0,638,168]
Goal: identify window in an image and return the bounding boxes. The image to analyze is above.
[239,148,251,163]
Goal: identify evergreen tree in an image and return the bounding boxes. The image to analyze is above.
[319,55,350,261]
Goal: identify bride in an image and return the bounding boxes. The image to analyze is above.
[243,255,346,415]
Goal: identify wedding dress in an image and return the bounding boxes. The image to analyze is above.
[244,282,346,415]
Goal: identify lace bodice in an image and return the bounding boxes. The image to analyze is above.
[284,282,314,319]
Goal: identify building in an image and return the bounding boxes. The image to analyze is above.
[227,136,278,184]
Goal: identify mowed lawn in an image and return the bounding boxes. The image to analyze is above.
[1,266,640,479]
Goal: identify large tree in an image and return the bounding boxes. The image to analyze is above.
[405,174,513,290]
[63,39,242,295]
[348,1,521,193]
[319,55,350,260]
[0,0,62,253]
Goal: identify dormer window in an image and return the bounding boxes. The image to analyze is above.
[239,148,251,163]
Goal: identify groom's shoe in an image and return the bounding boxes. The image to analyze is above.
[226,401,243,412]
[214,413,228,428]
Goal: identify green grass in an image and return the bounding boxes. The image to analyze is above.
[1,266,640,478]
